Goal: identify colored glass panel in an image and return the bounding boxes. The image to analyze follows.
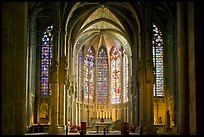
[97,47,108,104]
[40,25,53,96]
[84,47,95,103]
[111,47,121,104]
[152,24,164,97]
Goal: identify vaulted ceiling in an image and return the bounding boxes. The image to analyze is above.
[74,6,129,56]
[28,2,176,57]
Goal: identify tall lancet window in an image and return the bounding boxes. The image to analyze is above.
[152,23,164,97]
[97,47,108,104]
[111,47,121,104]
[84,47,95,103]
[77,48,83,102]
[123,49,128,102]
[40,25,53,96]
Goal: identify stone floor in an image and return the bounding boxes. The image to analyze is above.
[25,129,177,135]
[25,130,140,135]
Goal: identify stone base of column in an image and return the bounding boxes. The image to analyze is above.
[58,126,66,135]
[48,125,59,135]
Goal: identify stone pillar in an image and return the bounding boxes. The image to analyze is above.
[48,27,61,134]
[71,85,76,126]
[128,74,132,125]
[137,33,143,128]
[27,16,37,127]
[2,2,27,135]
[145,30,155,134]
[139,32,147,134]
[48,63,59,135]
[73,99,76,126]
[64,61,69,127]
[128,99,132,125]
[81,48,85,122]
[66,81,71,125]
[128,57,134,126]
[94,51,98,119]
[190,2,203,135]
[131,51,136,126]
[177,2,189,135]
[78,104,81,125]
[58,34,66,134]
[58,81,65,131]
[108,51,112,117]
[76,103,78,125]
[120,50,124,122]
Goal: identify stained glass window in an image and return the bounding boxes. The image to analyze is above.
[78,48,83,102]
[40,25,53,96]
[111,47,121,104]
[84,47,95,103]
[97,47,108,104]
[152,24,164,97]
[123,49,128,102]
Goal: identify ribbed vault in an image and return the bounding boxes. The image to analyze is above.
[71,4,133,58]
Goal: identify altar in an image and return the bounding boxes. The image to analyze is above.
[92,118,112,133]
[94,123,112,133]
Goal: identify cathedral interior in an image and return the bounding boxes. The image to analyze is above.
[2,2,203,135]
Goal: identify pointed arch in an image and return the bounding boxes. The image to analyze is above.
[97,46,109,104]
[84,46,95,103]
[110,46,121,104]
[152,23,164,97]
[40,25,53,96]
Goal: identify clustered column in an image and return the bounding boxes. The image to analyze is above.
[48,28,61,135]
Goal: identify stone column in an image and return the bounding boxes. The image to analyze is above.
[78,104,81,125]
[120,49,124,122]
[26,16,36,128]
[108,51,112,117]
[48,63,59,135]
[138,31,147,133]
[145,30,155,134]
[48,27,61,134]
[59,35,66,134]
[189,2,203,135]
[69,83,75,125]
[66,80,71,125]
[177,2,189,135]
[94,51,98,119]
[73,98,77,126]
[136,33,142,128]
[128,98,132,124]
[128,57,132,125]
[64,61,69,128]
[2,2,27,135]
[58,80,65,130]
